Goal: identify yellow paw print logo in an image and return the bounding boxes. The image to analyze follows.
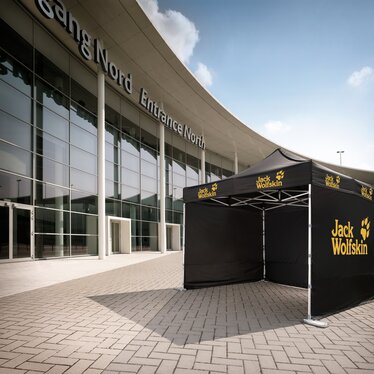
[370,188,373,196]
[276,170,285,181]
[336,176,341,184]
[211,183,218,192]
[360,217,370,241]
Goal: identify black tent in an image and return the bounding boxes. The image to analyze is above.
[183,149,374,325]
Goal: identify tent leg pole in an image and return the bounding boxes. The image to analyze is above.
[262,209,266,280]
[303,184,328,328]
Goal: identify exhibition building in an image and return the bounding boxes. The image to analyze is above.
[1,0,373,262]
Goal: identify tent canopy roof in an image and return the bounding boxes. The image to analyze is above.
[183,148,374,204]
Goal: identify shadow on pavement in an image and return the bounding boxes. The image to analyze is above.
[90,280,307,345]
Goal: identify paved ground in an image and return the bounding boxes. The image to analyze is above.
[0,252,373,374]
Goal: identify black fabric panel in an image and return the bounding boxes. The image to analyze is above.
[265,206,308,287]
[184,203,263,289]
[311,185,374,316]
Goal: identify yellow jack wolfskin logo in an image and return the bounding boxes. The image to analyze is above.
[330,217,369,255]
[361,186,373,201]
[198,183,218,199]
[256,170,285,189]
[325,174,340,189]
[276,170,285,181]
[360,217,370,241]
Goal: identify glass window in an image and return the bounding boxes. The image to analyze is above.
[71,190,97,214]
[105,105,120,129]
[35,51,69,95]
[71,80,97,115]
[142,206,159,222]
[121,134,139,156]
[105,198,121,216]
[105,179,119,199]
[141,175,157,193]
[173,146,185,163]
[0,171,31,204]
[173,173,185,188]
[35,234,69,258]
[105,143,119,164]
[71,213,97,235]
[70,146,97,175]
[35,208,69,234]
[131,221,141,237]
[106,162,119,182]
[0,80,31,123]
[222,168,233,179]
[70,101,97,135]
[70,123,96,154]
[0,110,31,150]
[36,156,69,186]
[70,168,96,194]
[0,19,33,69]
[36,130,69,164]
[122,116,140,139]
[174,212,183,224]
[122,151,139,172]
[172,159,185,175]
[141,144,157,164]
[166,210,173,223]
[141,128,158,150]
[141,159,157,178]
[141,190,157,207]
[35,182,69,210]
[141,236,158,251]
[142,221,158,237]
[36,78,69,119]
[122,203,140,220]
[36,104,69,142]
[0,50,32,96]
[122,168,140,189]
[71,235,97,256]
[131,236,141,252]
[122,185,140,203]
[0,141,31,176]
[105,123,120,144]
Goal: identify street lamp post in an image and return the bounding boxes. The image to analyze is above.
[337,150,344,166]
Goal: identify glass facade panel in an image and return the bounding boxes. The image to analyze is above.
[122,168,140,188]
[35,208,69,234]
[35,234,69,258]
[71,213,97,235]
[71,124,97,154]
[35,182,69,210]
[36,104,69,141]
[0,110,31,150]
[71,235,97,256]
[36,130,69,164]
[70,168,96,194]
[122,186,140,203]
[70,146,97,175]
[36,156,69,186]
[70,101,97,135]
[122,203,140,220]
[71,191,97,214]
[0,141,31,176]
[0,172,31,204]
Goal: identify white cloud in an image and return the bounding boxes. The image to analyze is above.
[194,62,213,88]
[264,120,291,134]
[138,0,199,64]
[347,66,373,87]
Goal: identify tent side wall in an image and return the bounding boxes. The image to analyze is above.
[311,185,374,316]
[265,206,308,288]
[184,202,263,289]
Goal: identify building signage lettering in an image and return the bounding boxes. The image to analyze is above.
[330,217,370,255]
[35,0,205,149]
[140,89,205,149]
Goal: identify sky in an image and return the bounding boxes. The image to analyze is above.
[138,0,374,171]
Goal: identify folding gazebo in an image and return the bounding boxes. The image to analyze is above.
[183,149,374,326]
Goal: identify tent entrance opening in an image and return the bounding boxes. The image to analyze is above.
[0,201,34,261]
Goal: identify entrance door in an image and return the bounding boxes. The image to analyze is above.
[166,226,172,250]
[0,202,34,260]
[111,221,120,254]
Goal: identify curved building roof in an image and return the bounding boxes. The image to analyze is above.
[20,0,374,184]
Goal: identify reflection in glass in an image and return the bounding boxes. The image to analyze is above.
[70,146,97,175]
[71,80,97,115]
[122,185,140,203]
[141,236,158,251]
[13,207,30,258]
[105,142,119,164]
[0,141,31,176]
[141,128,158,150]
[141,175,157,193]
[141,190,158,207]
[142,206,159,222]
[36,130,69,164]
[70,168,96,194]
[0,50,32,96]
[131,236,141,252]
[70,101,97,135]
[35,208,69,234]
[0,110,31,150]
[131,220,141,236]
[36,103,69,141]
[141,159,157,178]
[121,134,140,156]
[71,235,97,256]
[0,172,31,204]
[122,151,139,172]
[35,182,69,210]
[122,168,139,189]
[36,78,69,119]
[0,80,32,123]
[105,198,121,217]
[71,213,97,235]
[122,117,140,139]
[141,144,157,164]
[0,206,9,259]
[105,106,120,129]
[71,123,97,154]
[35,51,69,95]
[36,156,69,186]
[71,190,97,214]
[35,234,69,258]
[122,203,140,220]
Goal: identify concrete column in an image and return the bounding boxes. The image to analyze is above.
[159,120,166,253]
[200,149,206,184]
[97,70,106,260]
[234,151,239,174]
